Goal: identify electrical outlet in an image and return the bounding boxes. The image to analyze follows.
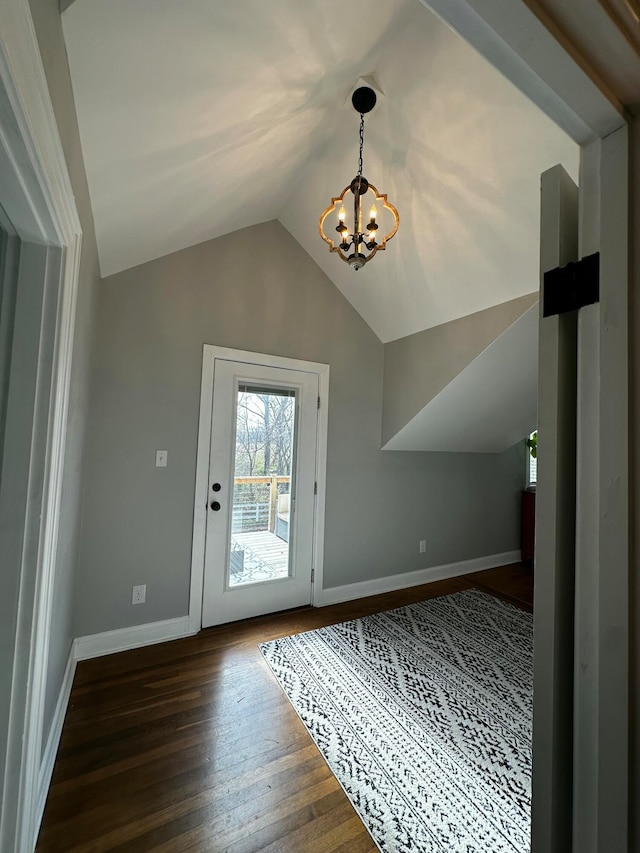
[419,540,427,554]
[132,584,146,605]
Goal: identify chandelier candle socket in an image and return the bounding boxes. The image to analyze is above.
[319,86,399,271]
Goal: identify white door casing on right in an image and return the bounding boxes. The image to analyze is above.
[572,128,628,853]
[532,126,629,853]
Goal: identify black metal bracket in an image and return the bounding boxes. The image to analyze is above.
[352,86,376,115]
[542,252,600,317]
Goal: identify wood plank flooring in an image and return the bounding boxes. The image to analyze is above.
[36,563,533,852]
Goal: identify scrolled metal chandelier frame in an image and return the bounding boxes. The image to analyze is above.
[318,86,399,271]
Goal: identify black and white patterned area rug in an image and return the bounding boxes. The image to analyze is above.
[259,590,532,853]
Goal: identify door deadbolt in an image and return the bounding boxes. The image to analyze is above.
[210,501,221,511]
[212,483,221,492]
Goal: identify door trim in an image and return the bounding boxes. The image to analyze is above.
[0,2,82,851]
[0,0,82,853]
[189,345,329,631]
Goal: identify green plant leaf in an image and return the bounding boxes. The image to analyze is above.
[526,431,537,459]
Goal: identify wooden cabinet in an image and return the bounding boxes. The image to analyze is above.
[521,489,536,564]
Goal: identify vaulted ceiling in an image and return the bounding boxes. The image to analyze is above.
[61,0,578,343]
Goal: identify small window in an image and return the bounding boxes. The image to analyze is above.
[526,431,537,488]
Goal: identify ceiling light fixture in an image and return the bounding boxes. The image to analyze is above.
[318,86,399,271]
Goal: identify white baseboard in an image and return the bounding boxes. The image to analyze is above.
[74,615,196,661]
[315,550,521,607]
[35,648,76,843]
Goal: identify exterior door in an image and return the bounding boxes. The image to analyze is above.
[202,358,319,627]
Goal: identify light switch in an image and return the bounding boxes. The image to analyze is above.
[155,449,168,467]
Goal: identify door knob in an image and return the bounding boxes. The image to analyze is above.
[212,483,221,492]
[210,501,221,511]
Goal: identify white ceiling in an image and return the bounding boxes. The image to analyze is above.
[62,0,578,342]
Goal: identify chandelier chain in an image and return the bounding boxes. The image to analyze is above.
[356,113,365,198]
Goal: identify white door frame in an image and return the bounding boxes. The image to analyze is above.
[572,127,629,852]
[0,1,82,851]
[189,345,329,631]
[533,131,629,853]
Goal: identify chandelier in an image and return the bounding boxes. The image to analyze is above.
[319,86,399,271]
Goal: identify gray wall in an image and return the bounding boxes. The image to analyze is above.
[76,220,526,636]
[382,292,538,445]
[28,0,100,747]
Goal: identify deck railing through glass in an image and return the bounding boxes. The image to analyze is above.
[231,475,291,534]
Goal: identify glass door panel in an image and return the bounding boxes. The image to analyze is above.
[227,385,296,587]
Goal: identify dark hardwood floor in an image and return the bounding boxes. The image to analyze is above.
[36,563,533,852]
